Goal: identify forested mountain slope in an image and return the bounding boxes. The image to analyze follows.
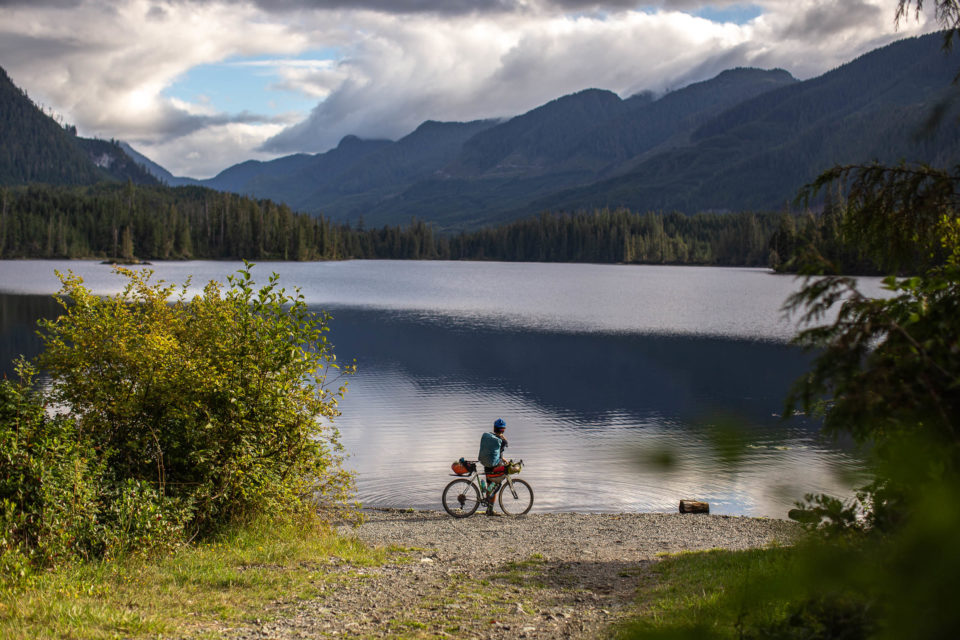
[310,68,796,227]
[124,66,794,228]
[533,33,960,215]
[0,67,157,187]
[115,32,960,230]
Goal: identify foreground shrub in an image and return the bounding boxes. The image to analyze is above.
[35,263,355,539]
[0,362,102,571]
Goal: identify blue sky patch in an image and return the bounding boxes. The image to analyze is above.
[695,4,763,25]
[164,49,339,117]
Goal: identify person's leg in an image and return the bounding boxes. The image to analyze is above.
[483,467,497,514]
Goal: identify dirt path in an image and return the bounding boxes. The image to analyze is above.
[227,509,797,639]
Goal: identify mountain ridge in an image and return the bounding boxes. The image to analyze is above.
[5,32,958,231]
[0,67,157,187]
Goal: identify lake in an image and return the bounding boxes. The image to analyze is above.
[0,259,881,517]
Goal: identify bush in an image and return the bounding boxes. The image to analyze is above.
[98,479,191,561]
[35,263,355,538]
[0,361,103,570]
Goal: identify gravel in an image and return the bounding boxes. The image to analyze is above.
[225,508,798,639]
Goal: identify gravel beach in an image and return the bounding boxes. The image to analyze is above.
[225,509,798,639]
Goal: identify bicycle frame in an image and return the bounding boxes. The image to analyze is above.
[448,460,522,499]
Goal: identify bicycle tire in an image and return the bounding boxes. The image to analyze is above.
[498,478,534,515]
[442,478,481,518]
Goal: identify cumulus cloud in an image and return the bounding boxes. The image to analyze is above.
[262,10,749,153]
[0,0,941,177]
[263,1,930,155]
[0,0,309,173]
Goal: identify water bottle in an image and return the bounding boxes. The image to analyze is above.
[479,479,487,493]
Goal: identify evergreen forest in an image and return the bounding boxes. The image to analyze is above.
[0,182,870,272]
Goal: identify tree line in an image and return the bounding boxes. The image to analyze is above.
[0,181,878,271]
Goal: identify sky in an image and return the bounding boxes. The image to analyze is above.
[0,0,940,179]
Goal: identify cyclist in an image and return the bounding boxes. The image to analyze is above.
[478,418,509,515]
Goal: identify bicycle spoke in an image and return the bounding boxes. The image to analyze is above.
[498,478,534,515]
[442,478,481,518]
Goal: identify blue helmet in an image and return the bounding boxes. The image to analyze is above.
[493,418,506,431]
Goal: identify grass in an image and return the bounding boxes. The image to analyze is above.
[0,518,391,640]
[489,554,548,588]
[613,547,799,640]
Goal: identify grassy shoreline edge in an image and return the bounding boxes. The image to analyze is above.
[0,517,393,640]
[1,510,799,640]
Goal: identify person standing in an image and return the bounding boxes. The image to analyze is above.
[478,418,508,515]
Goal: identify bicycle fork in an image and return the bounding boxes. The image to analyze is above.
[503,477,519,500]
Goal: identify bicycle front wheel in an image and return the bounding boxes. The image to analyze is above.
[442,478,481,518]
[498,478,534,515]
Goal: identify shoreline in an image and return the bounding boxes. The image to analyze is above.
[338,508,798,562]
[221,509,798,639]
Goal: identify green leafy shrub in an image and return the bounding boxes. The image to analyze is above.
[35,263,355,538]
[0,361,103,570]
[96,479,190,561]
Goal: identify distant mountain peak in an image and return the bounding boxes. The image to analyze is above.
[714,67,795,80]
[337,134,362,148]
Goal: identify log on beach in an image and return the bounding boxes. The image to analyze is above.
[679,500,710,514]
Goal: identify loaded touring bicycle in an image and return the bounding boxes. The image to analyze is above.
[442,458,533,517]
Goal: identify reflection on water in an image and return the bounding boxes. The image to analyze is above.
[327,309,864,517]
[0,293,61,378]
[0,260,871,518]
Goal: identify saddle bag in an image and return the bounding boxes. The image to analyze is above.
[451,458,477,475]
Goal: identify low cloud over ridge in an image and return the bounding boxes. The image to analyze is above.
[0,0,937,177]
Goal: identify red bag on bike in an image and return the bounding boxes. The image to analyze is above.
[486,464,506,479]
[451,459,476,475]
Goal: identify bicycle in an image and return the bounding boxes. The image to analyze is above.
[442,459,534,517]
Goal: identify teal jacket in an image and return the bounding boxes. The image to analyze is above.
[478,431,505,468]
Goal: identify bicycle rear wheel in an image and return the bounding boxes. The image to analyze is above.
[442,478,481,518]
[498,478,534,515]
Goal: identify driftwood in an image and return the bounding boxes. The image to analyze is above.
[679,500,709,514]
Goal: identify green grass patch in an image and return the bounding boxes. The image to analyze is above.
[614,547,799,640]
[0,518,389,640]
[489,554,548,588]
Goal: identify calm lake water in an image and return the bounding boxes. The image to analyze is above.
[0,260,883,517]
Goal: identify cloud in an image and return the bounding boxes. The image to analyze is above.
[132,121,290,178]
[0,0,84,6]
[778,0,885,40]
[0,0,941,177]
[262,10,751,153]
[0,0,309,171]
[263,4,920,155]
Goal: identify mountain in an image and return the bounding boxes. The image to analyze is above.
[74,138,159,185]
[213,135,393,205]
[446,89,627,178]
[325,68,797,227]
[123,32,960,230]
[532,34,960,215]
[1,66,104,186]
[119,142,200,186]
[0,66,157,187]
